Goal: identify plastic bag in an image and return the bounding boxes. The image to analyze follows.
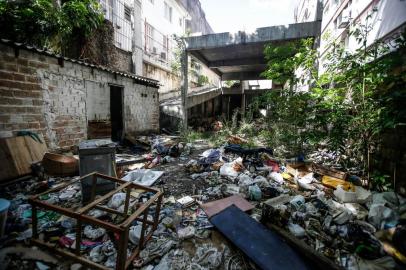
[108,192,126,209]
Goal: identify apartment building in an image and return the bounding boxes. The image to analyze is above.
[320,0,406,67]
[97,0,143,74]
[295,0,406,72]
[141,0,219,97]
[96,0,218,95]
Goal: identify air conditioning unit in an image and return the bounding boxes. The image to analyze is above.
[338,9,350,28]
[160,52,167,60]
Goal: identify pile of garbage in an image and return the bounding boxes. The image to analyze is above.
[0,134,405,270]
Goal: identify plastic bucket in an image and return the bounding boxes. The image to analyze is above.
[0,198,10,237]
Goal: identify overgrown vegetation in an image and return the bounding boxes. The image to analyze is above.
[255,11,406,184]
[0,0,104,56]
[183,11,405,189]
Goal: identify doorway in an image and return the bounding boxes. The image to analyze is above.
[110,85,124,142]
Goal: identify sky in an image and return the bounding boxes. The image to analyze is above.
[200,0,299,33]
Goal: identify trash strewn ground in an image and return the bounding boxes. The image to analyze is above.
[0,134,405,270]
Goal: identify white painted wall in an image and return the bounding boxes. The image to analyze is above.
[295,0,406,73]
[320,0,406,62]
[100,0,134,52]
[141,0,189,70]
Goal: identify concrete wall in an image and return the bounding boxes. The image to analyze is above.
[319,0,406,72]
[179,0,213,35]
[0,42,159,150]
[114,47,133,73]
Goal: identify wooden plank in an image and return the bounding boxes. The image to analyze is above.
[0,138,18,181]
[0,135,47,182]
[31,239,110,270]
[7,136,32,175]
[312,163,347,180]
[265,223,343,270]
[24,134,47,162]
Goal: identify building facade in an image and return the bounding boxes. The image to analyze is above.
[141,0,220,98]
[296,0,406,72]
[0,40,159,149]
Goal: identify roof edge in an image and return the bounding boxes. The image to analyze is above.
[0,39,160,87]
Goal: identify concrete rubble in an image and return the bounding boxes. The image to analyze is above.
[0,135,405,270]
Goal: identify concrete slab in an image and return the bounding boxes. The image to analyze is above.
[185,21,321,80]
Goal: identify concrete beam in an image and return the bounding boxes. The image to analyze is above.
[208,57,266,68]
[187,88,222,109]
[185,21,321,50]
[222,71,265,81]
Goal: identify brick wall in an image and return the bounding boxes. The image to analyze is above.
[0,43,159,150]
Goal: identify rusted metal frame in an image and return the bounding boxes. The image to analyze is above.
[94,172,160,193]
[30,199,122,232]
[94,205,124,216]
[123,187,131,215]
[32,204,38,239]
[31,239,110,270]
[116,227,129,270]
[78,181,132,214]
[30,177,80,200]
[94,172,127,185]
[138,206,149,249]
[124,230,154,269]
[152,194,163,231]
[135,218,154,225]
[90,173,97,201]
[120,191,162,228]
[75,219,82,255]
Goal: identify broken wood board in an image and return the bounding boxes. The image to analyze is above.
[266,223,343,270]
[286,162,311,178]
[0,135,47,182]
[210,205,312,270]
[312,163,347,180]
[201,194,254,218]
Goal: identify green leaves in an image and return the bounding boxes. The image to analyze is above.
[0,0,104,53]
[259,18,406,176]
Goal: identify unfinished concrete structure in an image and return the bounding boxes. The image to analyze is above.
[173,18,322,128]
[0,40,159,150]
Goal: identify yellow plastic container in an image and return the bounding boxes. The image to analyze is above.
[322,175,354,191]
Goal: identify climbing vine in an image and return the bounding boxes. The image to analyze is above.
[259,12,406,179]
[0,0,104,56]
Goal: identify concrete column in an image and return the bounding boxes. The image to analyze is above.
[132,0,143,75]
[181,50,189,130]
[241,82,245,116]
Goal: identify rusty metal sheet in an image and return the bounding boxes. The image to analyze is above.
[201,194,254,218]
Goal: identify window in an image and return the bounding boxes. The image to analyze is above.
[324,1,330,14]
[124,5,131,22]
[164,2,172,22]
[149,0,154,4]
[145,22,155,53]
[179,18,182,27]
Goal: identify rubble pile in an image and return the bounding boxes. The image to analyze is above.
[0,135,405,270]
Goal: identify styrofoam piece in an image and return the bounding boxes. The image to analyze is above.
[121,169,164,186]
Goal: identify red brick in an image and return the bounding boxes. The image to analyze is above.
[28,123,40,129]
[26,76,40,83]
[18,66,35,74]
[0,97,23,105]
[25,107,42,114]
[32,99,43,105]
[28,61,49,69]
[0,115,10,122]
[2,54,17,62]
[0,71,13,80]
[13,73,25,81]
[0,88,13,97]
[17,58,29,66]
[5,64,18,72]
